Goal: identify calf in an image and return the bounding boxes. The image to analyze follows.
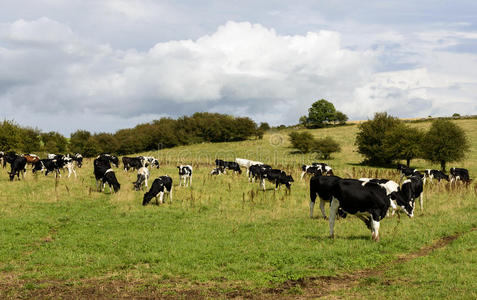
[133,167,150,191]
[178,165,193,187]
[449,167,471,184]
[423,169,449,184]
[143,176,173,205]
[93,158,120,193]
[122,156,145,171]
[400,175,424,211]
[260,168,294,191]
[309,175,342,219]
[329,179,413,241]
[8,155,27,181]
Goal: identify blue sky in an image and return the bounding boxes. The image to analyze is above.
[1,0,477,135]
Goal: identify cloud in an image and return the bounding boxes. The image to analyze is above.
[0,17,477,135]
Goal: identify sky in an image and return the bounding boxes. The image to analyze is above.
[1,0,477,136]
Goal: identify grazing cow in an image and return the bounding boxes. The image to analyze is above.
[309,175,342,219]
[97,154,119,168]
[210,166,225,175]
[248,164,271,182]
[224,161,242,174]
[329,179,413,241]
[133,167,150,191]
[122,156,145,171]
[93,158,120,193]
[260,168,294,191]
[449,167,471,184]
[423,169,449,184]
[235,158,263,175]
[142,156,160,169]
[8,155,27,181]
[300,165,323,180]
[143,176,173,205]
[397,164,423,181]
[312,162,334,175]
[178,165,193,187]
[215,159,225,168]
[400,175,424,211]
[33,159,62,177]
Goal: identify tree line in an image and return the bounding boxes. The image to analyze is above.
[0,113,263,157]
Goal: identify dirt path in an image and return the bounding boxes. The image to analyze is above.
[1,228,474,299]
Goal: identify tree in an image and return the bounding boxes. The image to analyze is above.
[70,130,91,154]
[314,136,341,159]
[421,119,469,171]
[0,120,22,151]
[289,132,315,153]
[41,132,67,153]
[307,99,337,128]
[355,112,403,165]
[335,111,348,125]
[299,115,308,127]
[383,125,424,167]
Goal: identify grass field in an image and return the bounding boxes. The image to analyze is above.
[0,119,476,298]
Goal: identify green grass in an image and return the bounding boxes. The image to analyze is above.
[0,119,476,298]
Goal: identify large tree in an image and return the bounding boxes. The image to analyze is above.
[355,112,403,165]
[307,99,337,128]
[383,125,424,167]
[421,119,469,171]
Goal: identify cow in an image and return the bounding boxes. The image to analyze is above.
[61,155,77,178]
[423,169,449,184]
[8,155,27,181]
[23,154,40,172]
[248,164,271,182]
[143,176,173,205]
[71,153,83,168]
[235,158,263,175]
[400,175,424,211]
[309,175,342,219]
[178,165,193,187]
[449,167,471,184]
[397,164,423,181]
[33,159,62,177]
[328,179,413,241]
[142,156,160,169]
[122,156,145,171]
[260,168,294,191]
[215,159,225,168]
[93,158,120,193]
[133,167,150,191]
[97,154,119,168]
[210,166,225,175]
[312,162,334,175]
[224,161,242,174]
[300,165,323,180]
[359,178,413,216]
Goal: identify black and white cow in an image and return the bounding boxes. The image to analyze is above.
[33,159,63,177]
[71,153,83,168]
[8,155,27,181]
[423,169,449,184]
[400,175,424,211]
[143,176,173,205]
[312,162,334,175]
[224,161,242,174]
[300,165,323,180]
[329,179,413,241]
[397,164,423,181]
[309,175,343,219]
[133,167,150,191]
[142,156,160,169]
[62,155,77,178]
[235,158,263,176]
[93,158,120,193]
[178,165,193,187]
[449,167,471,184]
[260,168,294,191]
[97,154,119,168]
[122,156,145,171]
[359,178,413,216]
[248,164,271,182]
[210,166,225,175]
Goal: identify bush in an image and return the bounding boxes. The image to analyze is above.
[314,136,341,159]
[289,132,315,153]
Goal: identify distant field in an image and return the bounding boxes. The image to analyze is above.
[0,119,476,298]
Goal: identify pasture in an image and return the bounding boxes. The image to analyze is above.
[0,119,476,298]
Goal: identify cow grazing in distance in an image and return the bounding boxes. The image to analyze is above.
[71,153,83,168]
[143,156,160,169]
[309,175,342,219]
[133,167,150,191]
[224,161,242,174]
[8,155,27,181]
[143,176,173,205]
[235,158,263,175]
[397,164,423,181]
[449,167,471,184]
[400,175,424,211]
[122,156,145,171]
[329,179,413,241]
[248,164,271,182]
[93,158,120,193]
[33,159,62,177]
[97,154,119,168]
[423,169,449,184]
[178,165,193,187]
[23,154,40,172]
[210,166,225,175]
[260,168,294,191]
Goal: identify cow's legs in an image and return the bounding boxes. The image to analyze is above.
[371,219,380,241]
[300,171,306,180]
[329,198,340,238]
[310,200,315,218]
[169,187,173,202]
[159,192,164,204]
[320,199,327,219]
[261,179,266,191]
[419,194,423,211]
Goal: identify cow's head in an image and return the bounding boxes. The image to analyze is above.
[283,175,294,189]
[390,191,414,218]
[133,174,145,191]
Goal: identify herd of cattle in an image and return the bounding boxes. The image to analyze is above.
[0,150,473,241]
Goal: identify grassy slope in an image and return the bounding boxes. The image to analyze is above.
[0,119,476,298]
